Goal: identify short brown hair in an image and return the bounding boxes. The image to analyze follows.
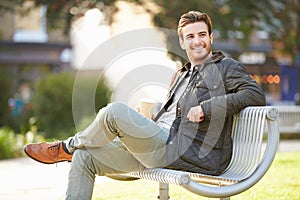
[177,11,213,39]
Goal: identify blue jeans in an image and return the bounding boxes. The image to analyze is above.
[65,102,170,200]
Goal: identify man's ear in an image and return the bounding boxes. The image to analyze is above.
[179,38,185,50]
[210,33,214,45]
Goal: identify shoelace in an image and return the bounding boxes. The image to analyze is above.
[48,141,60,167]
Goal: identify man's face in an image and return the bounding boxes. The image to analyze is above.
[180,22,214,66]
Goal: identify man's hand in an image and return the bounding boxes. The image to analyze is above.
[135,105,141,113]
[187,105,205,122]
[135,104,155,120]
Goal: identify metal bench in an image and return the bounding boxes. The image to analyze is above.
[275,106,300,134]
[108,106,279,199]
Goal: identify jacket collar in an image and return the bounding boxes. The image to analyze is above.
[180,50,225,72]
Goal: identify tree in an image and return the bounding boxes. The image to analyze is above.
[1,0,299,65]
[255,0,300,66]
[146,0,299,65]
[0,0,23,13]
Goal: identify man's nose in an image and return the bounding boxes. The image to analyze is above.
[193,36,202,45]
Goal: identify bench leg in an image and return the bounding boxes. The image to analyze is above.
[157,182,169,200]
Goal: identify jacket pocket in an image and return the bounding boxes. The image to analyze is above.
[195,78,222,91]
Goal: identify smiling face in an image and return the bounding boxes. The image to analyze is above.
[179,21,214,66]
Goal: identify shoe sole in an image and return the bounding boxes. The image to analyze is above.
[23,146,71,164]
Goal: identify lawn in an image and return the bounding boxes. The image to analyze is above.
[92,152,300,199]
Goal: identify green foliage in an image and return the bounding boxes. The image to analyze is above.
[256,0,300,61]
[0,126,45,160]
[33,72,111,139]
[32,0,119,34]
[0,67,14,127]
[0,0,24,14]
[0,127,17,159]
[148,0,299,64]
[1,1,299,63]
[33,72,74,138]
[0,66,35,134]
[6,108,34,134]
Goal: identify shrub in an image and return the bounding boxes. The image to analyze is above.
[0,67,14,127]
[0,126,46,160]
[0,127,17,159]
[0,66,34,134]
[32,71,111,139]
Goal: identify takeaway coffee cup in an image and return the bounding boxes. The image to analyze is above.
[139,98,161,119]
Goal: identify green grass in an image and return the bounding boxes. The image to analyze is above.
[92,152,300,200]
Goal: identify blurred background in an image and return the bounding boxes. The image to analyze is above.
[0,0,299,159]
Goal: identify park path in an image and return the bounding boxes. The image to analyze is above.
[0,157,110,200]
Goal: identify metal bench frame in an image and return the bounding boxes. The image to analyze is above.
[276,105,300,134]
[108,106,279,199]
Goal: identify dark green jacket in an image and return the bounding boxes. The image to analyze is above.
[156,51,266,175]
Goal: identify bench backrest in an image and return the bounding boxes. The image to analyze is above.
[276,105,300,133]
[220,107,268,181]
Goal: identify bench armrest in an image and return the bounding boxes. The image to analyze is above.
[182,107,280,198]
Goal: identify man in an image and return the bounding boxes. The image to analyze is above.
[24,11,266,199]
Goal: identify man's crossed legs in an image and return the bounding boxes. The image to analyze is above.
[24,102,169,199]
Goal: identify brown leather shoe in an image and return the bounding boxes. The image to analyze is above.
[24,141,72,164]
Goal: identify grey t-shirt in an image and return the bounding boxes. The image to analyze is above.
[157,69,192,129]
